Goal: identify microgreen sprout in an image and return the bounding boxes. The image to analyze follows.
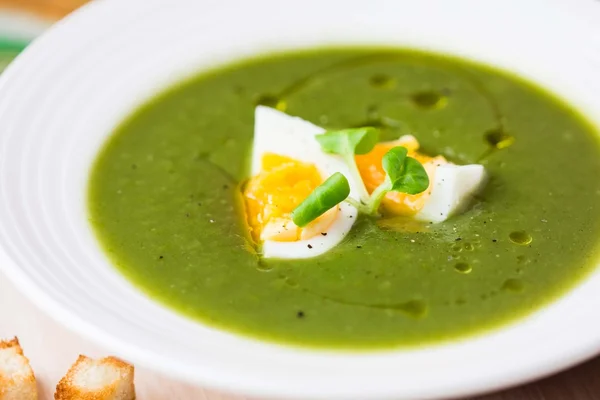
[315,127,379,202]
[292,128,430,226]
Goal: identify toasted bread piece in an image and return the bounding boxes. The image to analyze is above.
[55,355,135,400]
[0,337,38,400]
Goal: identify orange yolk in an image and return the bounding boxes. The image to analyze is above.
[243,153,338,242]
[355,136,447,216]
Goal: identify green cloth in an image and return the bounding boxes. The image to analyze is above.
[0,39,27,73]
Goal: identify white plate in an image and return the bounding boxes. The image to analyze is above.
[1,0,600,399]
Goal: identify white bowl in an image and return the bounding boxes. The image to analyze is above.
[1,0,600,399]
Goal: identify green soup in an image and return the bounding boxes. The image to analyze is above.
[88,48,600,349]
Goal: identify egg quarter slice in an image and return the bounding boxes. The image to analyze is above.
[250,106,360,259]
[355,134,487,223]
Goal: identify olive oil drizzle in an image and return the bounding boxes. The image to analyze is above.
[280,279,428,318]
[194,152,238,184]
[255,53,513,161]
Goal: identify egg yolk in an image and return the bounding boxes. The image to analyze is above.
[243,154,338,242]
[355,135,447,216]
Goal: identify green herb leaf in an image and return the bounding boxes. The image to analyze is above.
[315,127,380,156]
[382,146,408,182]
[383,146,429,195]
[363,146,430,215]
[291,172,351,227]
[315,127,379,202]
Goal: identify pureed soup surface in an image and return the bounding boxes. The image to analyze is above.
[89,48,600,348]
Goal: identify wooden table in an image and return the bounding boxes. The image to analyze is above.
[1,271,599,400]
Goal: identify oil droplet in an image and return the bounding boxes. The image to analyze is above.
[256,260,273,272]
[454,262,472,274]
[285,277,299,288]
[451,243,463,252]
[517,255,530,265]
[502,278,524,293]
[464,242,474,251]
[396,300,428,318]
[509,231,533,245]
[366,104,380,119]
[369,74,396,89]
[256,94,287,111]
[485,129,515,149]
[411,90,447,109]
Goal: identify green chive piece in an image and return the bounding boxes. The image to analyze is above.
[291,172,351,227]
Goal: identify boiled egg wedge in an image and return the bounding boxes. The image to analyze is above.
[243,106,360,259]
[356,135,486,223]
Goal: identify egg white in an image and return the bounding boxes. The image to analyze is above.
[415,164,487,223]
[251,106,359,259]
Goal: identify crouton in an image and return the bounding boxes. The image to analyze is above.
[0,337,38,400]
[55,355,135,400]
